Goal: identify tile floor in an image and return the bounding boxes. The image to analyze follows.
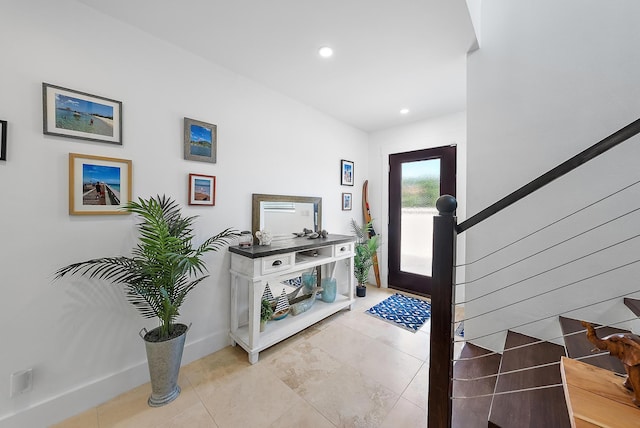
[53,287,441,428]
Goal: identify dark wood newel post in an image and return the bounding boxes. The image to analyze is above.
[428,195,457,428]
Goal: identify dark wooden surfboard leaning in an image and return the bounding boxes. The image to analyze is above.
[362,180,381,287]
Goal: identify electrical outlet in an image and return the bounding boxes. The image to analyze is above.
[10,369,32,398]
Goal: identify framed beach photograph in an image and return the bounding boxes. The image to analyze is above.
[69,153,132,215]
[184,117,217,163]
[341,159,354,186]
[0,120,6,161]
[43,83,122,145]
[342,193,352,211]
[188,173,216,206]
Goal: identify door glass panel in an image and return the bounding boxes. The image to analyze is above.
[400,159,440,275]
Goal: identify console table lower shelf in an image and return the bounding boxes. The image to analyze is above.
[230,294,353,364]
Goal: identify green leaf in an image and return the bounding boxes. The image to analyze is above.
[54,195,238,341]
[350,219,381,285]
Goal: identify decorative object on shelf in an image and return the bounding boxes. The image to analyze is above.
[351,219,381,297]
[302,272,317,294]
[0,120,6,161]
[582,321,640,406]
[341,159,354,186]
[366,293,431,332]
[290,286,322,315]
[255,230,273,245]
[260,299,274,332]
[238,231,253,248]
[184,117,216,163]
[321,278,337,303]
[42,83,122,145]
[284,284,305,303]
[295,228,323,238]
[262,283,275,303]
[68,153,132,215]
[54,195,238,406]
[188,173,216,206]
[342,193,352,210]
[272,290,290,320]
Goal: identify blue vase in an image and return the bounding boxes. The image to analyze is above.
[321,278,337,303]
[302,272,316,294]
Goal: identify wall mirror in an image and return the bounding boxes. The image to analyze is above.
[252,194,322,241]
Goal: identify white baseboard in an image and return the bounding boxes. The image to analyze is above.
[0,331,230,428]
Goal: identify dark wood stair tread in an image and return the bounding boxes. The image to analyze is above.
[489,331,570,428]
[452,342,501,428]
[624,297,640,317]
[559,316,627,375]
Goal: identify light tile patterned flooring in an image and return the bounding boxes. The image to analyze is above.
[53,287,438,428]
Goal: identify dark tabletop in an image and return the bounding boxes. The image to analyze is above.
[229,234,355,259]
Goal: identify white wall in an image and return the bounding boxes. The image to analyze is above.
[0,1,368,425]
[466,0,640,351]
[368,112,467,299]
[465,0,482,48]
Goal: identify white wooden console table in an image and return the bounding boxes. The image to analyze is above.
[229,234,355,364]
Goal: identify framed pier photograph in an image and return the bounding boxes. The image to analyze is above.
[69,153,132,215]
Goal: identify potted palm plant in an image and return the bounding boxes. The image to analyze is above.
[54,195,238,406]
[351,219,381,297]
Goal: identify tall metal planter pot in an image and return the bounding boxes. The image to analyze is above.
[140,323,190,407]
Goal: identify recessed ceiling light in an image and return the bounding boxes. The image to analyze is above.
[318,46,333,58]
[400,108,410,115]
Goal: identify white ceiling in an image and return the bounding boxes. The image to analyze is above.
[78,0,477,133]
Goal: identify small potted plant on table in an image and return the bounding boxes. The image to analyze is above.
[351,219,381,297]
[261,298,274,331]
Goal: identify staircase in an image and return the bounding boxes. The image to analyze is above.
[452,343,501,427]
[452,298,640,427]
[426,119,640,428]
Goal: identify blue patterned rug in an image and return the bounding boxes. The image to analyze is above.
[366,293,431,332]
[455,321,464,337]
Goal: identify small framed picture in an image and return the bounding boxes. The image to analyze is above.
[43,83,122,145]
[184,117,217,163]
[69,153,132,215]
[0,120,6,161]
[341,159,354,186]
[189,173,216,206]
[342,193,352,211]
